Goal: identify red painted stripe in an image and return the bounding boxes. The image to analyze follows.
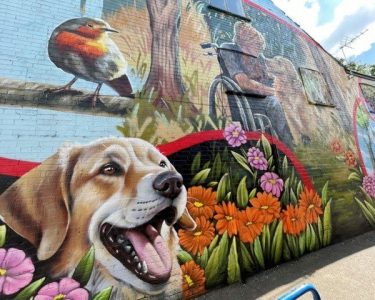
[157,130,314,190]
[0,157,40,177]
[243,0,322,49]
[0,130,314,190]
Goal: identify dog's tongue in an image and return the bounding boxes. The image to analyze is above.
[125,224,172,280]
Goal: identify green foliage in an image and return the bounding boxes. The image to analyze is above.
[72,246,95,286]
[0,225,6,247]
[92,287,113,300]
[14,278,46,300]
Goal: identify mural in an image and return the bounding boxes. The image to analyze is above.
[0,0,374,299]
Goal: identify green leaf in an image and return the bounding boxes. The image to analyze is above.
[14,277,46,300]
[261,135,272,159]
[305,224,311,251]
[239,242,254,273]
[203,161,211,169]
[249,188,257,200]
[323,200,332,246]
[206,232,229,287]
[321,181,329,207]
[237,176,249,209]
[225,192,232,202]
[197,247,209,269]
[308,224,317,252]
[290,189,298,205]
[211,153,222,180]
[317,217,324,245]
[177,250,193,264]
[227,237,241,284]
[217,173,229,202]
[286,235,299,258]
[283,240,292,261]
[93,286,113,300]
[261,224,271,261]
[72,246,95,286]
[271,221,283,264]
[355,198,375,227]
[253,237,265,269]
[298,230,306,256]
[231,151,253,174]
[348,172,362,182]
[191,152,201,175]
[267,156,274,168]
[365,200,375,218]
[0,225,6,247]
[190,168,211,185]
[208,235,219,256]
[207,181,218,188]
[360,187,375,204]
[282,155,289,177]
[281,178,290,205]
[297,181,303,197]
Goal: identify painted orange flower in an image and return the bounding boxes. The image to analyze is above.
[214,202,239,237]
[250,192,281,224]
[178,216,215,256]
[181,261,206,299]
[344,150,357,168]
[281,205,306,236]
[299,188,323,224]
[238,207,264,243]
[186,186,217,219]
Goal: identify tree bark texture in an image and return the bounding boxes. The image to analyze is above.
[145,0,185,103]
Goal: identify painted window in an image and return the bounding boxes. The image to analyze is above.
[209,0,245,16]
[299,68,334,106]
[360,83,375,113]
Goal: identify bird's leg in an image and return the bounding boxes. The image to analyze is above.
[91,83,103,107]
[48,77,78,93]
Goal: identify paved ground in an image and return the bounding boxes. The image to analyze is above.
[198,230,375,300]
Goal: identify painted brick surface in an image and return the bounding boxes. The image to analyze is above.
[0,0,374,299]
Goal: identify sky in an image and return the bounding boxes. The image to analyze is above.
[272,0,375,65]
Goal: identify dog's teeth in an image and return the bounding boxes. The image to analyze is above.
[134,256,139,263]
[131,251,136,257]
[124,245,132,253]
[115,249,119,254]
[116,235,125,244]
[137,262,142,271]
[141,261,148,273]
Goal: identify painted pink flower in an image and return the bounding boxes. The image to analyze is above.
[363,174,375,199]
[0,248,35,295]
[247,147,268,170]
[224,122,247,147]
[260,172,284,198]
[35,278,88,300]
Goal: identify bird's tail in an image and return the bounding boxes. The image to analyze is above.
[105,74,133,97]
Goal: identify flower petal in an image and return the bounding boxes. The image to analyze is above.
[3,272,33,295]
[34,296,54,300]
[59,278,80,295]
[38,282,59,296]
[0,249,7,267]
[7,257,34,276]
[66,287,89,300]
[3,248,26,269]
[0,276,5,294]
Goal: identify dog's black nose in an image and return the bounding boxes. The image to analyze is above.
[153,171,183,199]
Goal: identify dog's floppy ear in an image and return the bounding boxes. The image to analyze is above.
[0,146,81,261]
[178,208,196,230]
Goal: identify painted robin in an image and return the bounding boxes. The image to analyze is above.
[48,17,133,106]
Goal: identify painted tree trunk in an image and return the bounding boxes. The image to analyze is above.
[145,0,185,104]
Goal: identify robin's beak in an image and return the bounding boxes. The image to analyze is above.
[102,26,119,33]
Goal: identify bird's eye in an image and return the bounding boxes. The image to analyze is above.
[87,23,94,28]
[159,160,167,168]
[100,163,123,176]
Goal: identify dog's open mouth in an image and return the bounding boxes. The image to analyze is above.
[100,206,177,284]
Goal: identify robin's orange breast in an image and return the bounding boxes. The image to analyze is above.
[55,31,108,59]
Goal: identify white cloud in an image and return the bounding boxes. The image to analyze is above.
[272,0,375,60]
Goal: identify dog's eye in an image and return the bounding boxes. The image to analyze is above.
[159,160,167,168]
[87,23,94,28]
[100,163,122,176]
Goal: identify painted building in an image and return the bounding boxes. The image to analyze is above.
[0,0,374,299]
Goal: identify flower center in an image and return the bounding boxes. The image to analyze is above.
[291,217,296,222]
[268,179,276,185]
[225,215,233,221]
[194,201,204,208]
[246,221,253,226]
[54,294,66,300]
[184,274,195,287]
[261,205,269,210]
[194,231,202,236]
[254,156,259,160]
[308,204,315,209]
[0,268,6,276]
[232,129,239,137]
